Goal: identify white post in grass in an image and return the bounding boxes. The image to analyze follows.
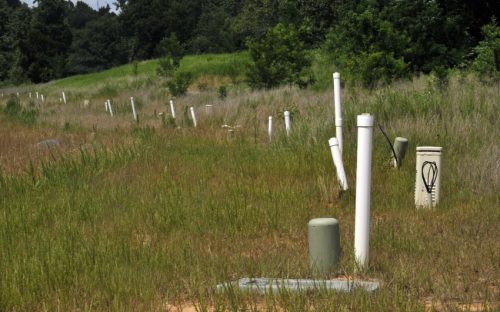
[268,116,273,142]
[29,92,32,98]
[130,97,138,121]
[169,100,176,119]
[190,106,197,127]
[354,114,374,270]
[105,102,108,112]
[328,137,348,191]
[107,99,113,117]
[333,72,343,154]
[284,111,291,136]
[62,91,67,104]
[36,92,39,99]
[41,94,44,102]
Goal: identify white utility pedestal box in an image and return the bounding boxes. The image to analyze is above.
[415,146,442,208]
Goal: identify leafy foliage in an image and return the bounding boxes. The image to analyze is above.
[166,72,193,96]
[472,19,500,78]
[246,23,313,89]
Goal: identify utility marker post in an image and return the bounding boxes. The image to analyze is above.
[107,99,113,117]
[190,106,197,127]
[333,72,343,154]
[169,100,176,119]
[62,92,67,104]
[284,111,291,136]
[354,114,374,270]
[329,137,349,191]
[130,97,138,121]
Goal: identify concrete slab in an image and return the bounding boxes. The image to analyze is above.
[217,277,380,294]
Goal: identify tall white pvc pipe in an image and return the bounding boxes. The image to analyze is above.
[130,97,138,121]
[268,116,273,142]
[354,113,374,269]
[284,111,291,136]
[328,137,348,191]
[333,72,343,154]
[190,106,197,127]
[107,99,113,117]
[62,92,67,104]
[169,100,176,119]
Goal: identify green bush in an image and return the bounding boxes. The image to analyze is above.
[246,23,314,89]
[166,72,193,96]
[323,9,410,88]
[472,19,500,78]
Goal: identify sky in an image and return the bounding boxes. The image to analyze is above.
[22,0,116,11]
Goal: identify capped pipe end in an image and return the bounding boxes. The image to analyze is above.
[357,114,374,127]
[333,72,340,79]
[395,137,408,143]
[328,137,339,147]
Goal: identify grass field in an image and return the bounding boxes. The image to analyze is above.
[0,54,498,311]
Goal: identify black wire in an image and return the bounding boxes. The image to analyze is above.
[422,161,438,194]
[378,123,399,166]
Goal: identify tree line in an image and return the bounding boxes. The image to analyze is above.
[0,0,498,86]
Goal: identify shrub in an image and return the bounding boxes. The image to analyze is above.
[471,19,500,78]
[246,23,313,89]
[166,72,193,96]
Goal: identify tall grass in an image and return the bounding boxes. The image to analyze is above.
[0,71,498,311]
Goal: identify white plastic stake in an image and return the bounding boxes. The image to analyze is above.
[328,137,348,191]
[107,99,113,117]
[333,72,343,154]
[41,94,44,102]
[130,97,137,121]
[62,92,67,104]
[268,116,273,142]
[169,100,176,119]
[36,92,39,99]
[354,114,374,269]
[284,111,291,136]
[105,102,108,112]
[190,106,197,127]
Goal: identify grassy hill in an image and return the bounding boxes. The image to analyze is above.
[0,53,498,311]
[47,52,251,90]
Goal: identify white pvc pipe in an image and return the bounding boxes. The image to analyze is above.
[328,137,348,191]
[104,102,108,112]
[107,99,113,117]
[190,106,197,127]
[130,97,137,121]
[205,104,213,114]
[333,72,343,154]
[41,94,44,102]
[169,100,176,119]
[36,92,39,99]
[284,111,291,136]
[268,116,273,142]
[62,92,67,104]
[354,114,374,269]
